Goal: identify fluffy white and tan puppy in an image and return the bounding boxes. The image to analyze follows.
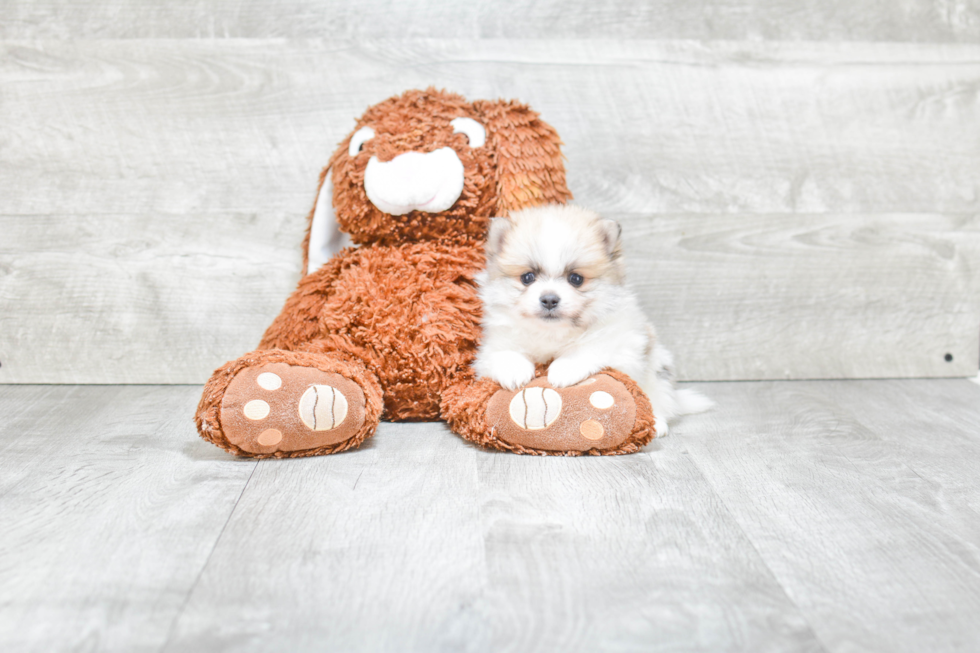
[474,204,711,436]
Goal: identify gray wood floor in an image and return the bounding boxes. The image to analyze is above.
[3,378,979,652]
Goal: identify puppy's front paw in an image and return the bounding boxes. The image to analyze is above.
[547,357,596,388]
[485,351,536,390]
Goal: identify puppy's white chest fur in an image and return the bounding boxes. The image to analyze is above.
[493,312,589,363]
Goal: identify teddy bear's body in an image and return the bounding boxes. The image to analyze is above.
[259,242,484,420]
[196,89,657,458]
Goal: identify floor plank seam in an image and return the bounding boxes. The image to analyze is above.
[671,448,833,652]
[158,458,259,652]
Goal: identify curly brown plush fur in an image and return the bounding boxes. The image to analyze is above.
[195,88,655,457]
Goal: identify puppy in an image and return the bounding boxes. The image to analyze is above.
[473,204,711,436]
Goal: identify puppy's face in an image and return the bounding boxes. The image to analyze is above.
[484,205,624,327]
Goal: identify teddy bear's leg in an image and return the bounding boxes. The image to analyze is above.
[196,348,384,458]
[441,368,657,456]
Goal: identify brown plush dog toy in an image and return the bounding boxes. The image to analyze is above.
[196,88,656,457]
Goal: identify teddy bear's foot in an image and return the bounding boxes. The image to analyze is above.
[483,371,655,455]
[218,362,369,455]
[196,349,384,458]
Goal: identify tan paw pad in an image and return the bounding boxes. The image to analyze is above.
[580,419,604,440]
[257,429,283,446]
[256,372,282,390]
[298,385,349,431]
[243,399,270,420]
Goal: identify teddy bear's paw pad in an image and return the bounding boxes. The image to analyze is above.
[508,387,562,430]
[487,374,637,453]
[298,385,349,431]
[220,363,366,454]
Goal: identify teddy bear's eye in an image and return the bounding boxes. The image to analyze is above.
[450,117,486,148]
[348,126,375,157]
[520,271,536,286]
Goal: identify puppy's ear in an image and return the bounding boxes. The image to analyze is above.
[598,219,623,258]
[486,217,512,257]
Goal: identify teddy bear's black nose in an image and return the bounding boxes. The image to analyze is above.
[540,293,560,310]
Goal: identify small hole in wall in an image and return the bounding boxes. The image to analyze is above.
[944,353,954,362]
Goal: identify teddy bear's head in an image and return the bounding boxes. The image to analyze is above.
[304,89,572,274]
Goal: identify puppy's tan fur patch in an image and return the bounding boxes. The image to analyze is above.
[486,205,625,285]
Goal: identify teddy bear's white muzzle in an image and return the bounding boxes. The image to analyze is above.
[364,147,465,216]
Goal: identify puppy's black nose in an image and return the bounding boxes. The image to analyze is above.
[540,293,560,310]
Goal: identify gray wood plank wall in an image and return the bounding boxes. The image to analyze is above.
[3,1,979,40]
[1,7,978,383]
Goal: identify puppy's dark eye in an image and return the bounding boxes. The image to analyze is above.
[568,272,584,287]
[520,272,536,286]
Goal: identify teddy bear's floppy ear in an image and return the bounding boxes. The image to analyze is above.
[472,99,573,214]
[302,164,352,275]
